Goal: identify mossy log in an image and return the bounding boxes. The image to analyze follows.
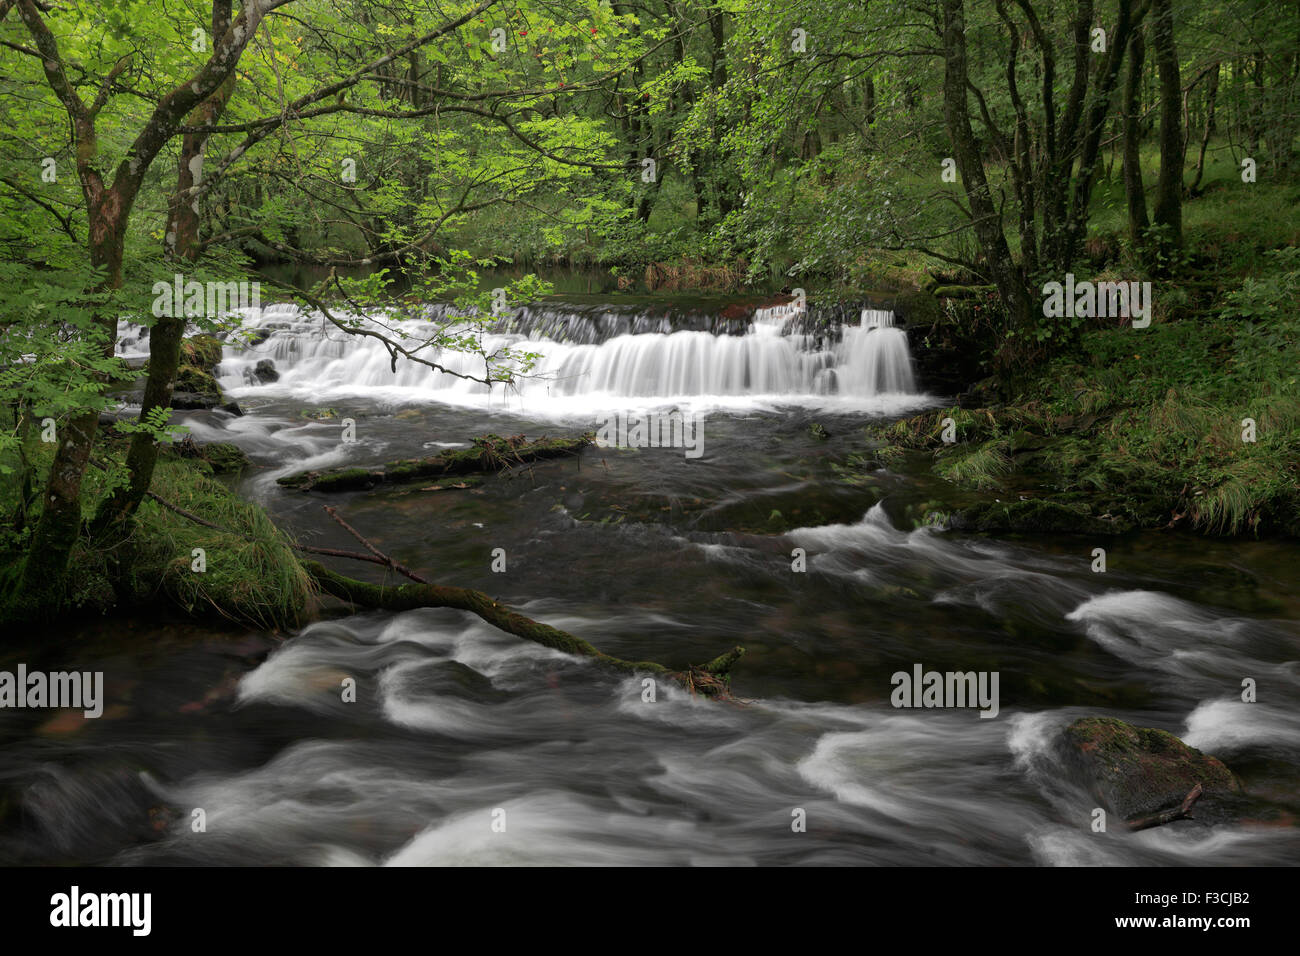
[930,284,997,299]
[279,432,594,492]
[302,560,744,697]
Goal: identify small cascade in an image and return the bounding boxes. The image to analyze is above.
[131,298,920,403]
[829,309,916,395]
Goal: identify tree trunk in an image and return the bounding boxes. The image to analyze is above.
[1150,0,1184,254]
[19,211,124,602]
[1123,29,1150,242]
[1188,63,1219,195]
[15,0,264,606]
[940,0,1032,328]
[95,5,237,533]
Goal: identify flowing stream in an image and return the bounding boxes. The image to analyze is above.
[3,300,1298,866]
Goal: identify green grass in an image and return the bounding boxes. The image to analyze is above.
[130,460,314,629]
[0,441,314,628]
[934,438,1013,490]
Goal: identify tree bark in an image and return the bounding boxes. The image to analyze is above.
[1188,63,1219,195]
[95,0,237,535]
[1123,29,1150,242]
[303,561,744,697]
[940,0,1032,328]
[1150,0,1184,254]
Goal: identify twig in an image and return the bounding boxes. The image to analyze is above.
[322,505,429,584]
[142,486,401,573]
[1127,783,1204,831]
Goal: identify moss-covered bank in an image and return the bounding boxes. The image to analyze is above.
[843,242,1300,538]
[1,440,310,630]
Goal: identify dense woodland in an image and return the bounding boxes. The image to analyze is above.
[0,0,1297,621]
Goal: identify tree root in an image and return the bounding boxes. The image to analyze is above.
[301,560,744,698]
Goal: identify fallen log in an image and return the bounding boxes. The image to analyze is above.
[302,560,744,698]
[1127,783,1204,832]
[278,432,593,492]
[132,458,743,698]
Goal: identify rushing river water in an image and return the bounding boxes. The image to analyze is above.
[2,300,1298,866]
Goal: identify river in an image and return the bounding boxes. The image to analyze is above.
[2,298,1297,866]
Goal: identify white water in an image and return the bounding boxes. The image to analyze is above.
[205,303,920,411]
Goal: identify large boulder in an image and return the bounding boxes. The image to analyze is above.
[1059,717,1245,825]
[171,365,223,409]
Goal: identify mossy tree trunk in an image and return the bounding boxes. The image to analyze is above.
[1123,28,1151,244]
[95,2,238,535]
[304,561,744,696]
[15,0,277,607]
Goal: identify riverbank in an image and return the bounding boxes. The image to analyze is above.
[846,195,1300,540]
[1,438,311,629]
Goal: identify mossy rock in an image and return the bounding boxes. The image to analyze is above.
[171,364,226,411]
[892,289,943,326]
[1059,717,1245,824]
[180,335,223,371]
[929,284,996,300]
[175,364,218,393]
[950,498,1133,536]
[200,442,251,475]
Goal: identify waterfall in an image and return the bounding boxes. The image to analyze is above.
[202,301,919,404]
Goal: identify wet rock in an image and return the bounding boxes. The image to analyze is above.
[253,359,279,383]
[1160,564,1285,615]
[200,442,251,474]
[1059,717,1245,824]
[950,499,1133,535]
[170,365,222,409]
[170,391,217,410]
[406,660,509,704]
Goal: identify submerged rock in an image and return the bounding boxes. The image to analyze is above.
[1059,716,1244,825]
[950,499,1133,535]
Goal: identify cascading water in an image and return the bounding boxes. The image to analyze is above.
[211,302,920,405]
